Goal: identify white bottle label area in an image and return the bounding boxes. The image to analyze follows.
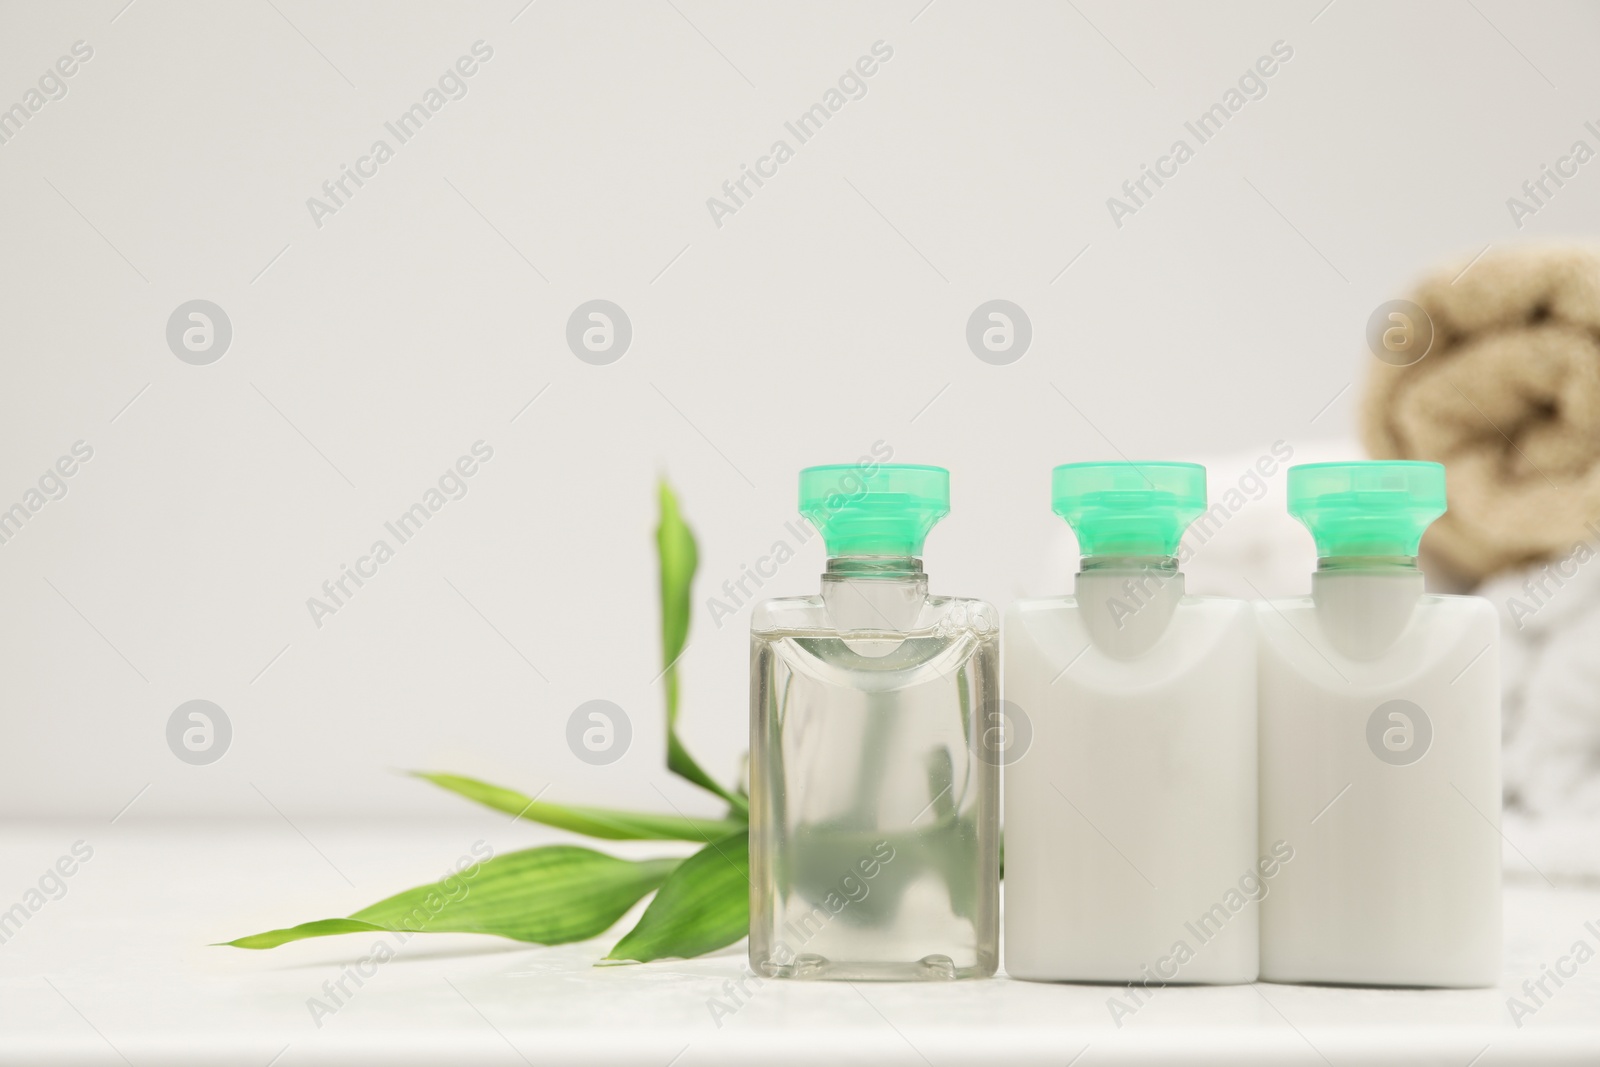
[1256,579,1502,987]
[1004,592,1258,983]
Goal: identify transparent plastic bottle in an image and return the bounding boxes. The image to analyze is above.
[749,463,999,980]
[1005,463,1259,983]
[1258,462,1501,987]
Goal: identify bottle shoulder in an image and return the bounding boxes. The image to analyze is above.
[1008,593,1251,618]
[1256,591,1497,677]
[751,591,995,635]
[1260,588,1497,614]
[1256,591,1497,619]
[1005,593,1253,669]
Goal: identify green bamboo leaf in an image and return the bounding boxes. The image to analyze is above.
[222,921,387,953]
[413,772,744,841]
[657,478,697,715]
[606,830,749,963]
[656,480,747,816]
[222,845,680,950]
[667,734,746,816]
[222,918,389,949]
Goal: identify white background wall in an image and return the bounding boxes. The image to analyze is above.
[2,0,1597,821]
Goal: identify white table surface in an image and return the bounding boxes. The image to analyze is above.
[3,818,1597,1066]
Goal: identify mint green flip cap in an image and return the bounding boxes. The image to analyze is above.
[799,464,949,557]
[1287,461,1445,557]
[1051,462,1207,557]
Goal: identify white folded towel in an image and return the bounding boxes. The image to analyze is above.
[1481,543,1600,883]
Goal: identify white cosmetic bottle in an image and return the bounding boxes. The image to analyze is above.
[1258,462,1501,986]
[1005,463,1258,984]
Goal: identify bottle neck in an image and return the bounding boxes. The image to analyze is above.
[824,555,926,581]
[1074,555,1184,658]
[821,555,927,633]
[1311,556,1425,660]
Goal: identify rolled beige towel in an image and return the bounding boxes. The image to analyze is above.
[1362,246,1600,584]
